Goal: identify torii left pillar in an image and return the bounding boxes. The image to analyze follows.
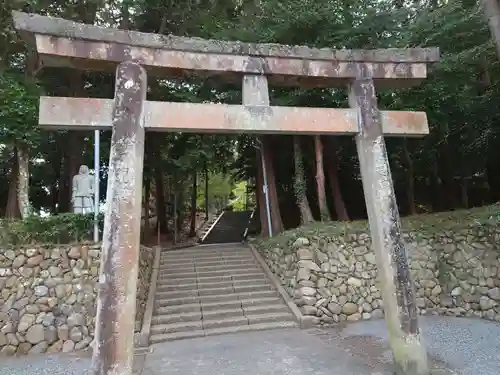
[91,61,147,375]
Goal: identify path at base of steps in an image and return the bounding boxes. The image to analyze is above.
[5,317,500,374]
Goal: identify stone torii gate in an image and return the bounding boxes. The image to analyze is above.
[13,11,439,375]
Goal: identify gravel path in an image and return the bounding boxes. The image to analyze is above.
[2,316,499,375]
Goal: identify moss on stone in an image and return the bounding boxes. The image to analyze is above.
[253,205,500,251]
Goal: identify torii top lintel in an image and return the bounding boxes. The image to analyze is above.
[12,11,439,88]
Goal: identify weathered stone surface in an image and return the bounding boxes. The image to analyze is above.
[293,238,310,248]
[62,340,75,352]
[34,285,49,297]
[0,243,154,357]
[487,287,500,301]
[327,303,342,315]
[26,255,43,267]
[18,314,35,332]
[12,255,26,268]
[66,313,84,328]
[25,324,45,344]
[342,303,359,315]
[297,249,313,260]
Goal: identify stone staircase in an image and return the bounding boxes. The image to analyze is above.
[197,213,221,243]
[150,244,298,343]
[201,211,252,244]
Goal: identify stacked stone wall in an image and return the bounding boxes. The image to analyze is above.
[0,244,153,356]
[256,220,500,325]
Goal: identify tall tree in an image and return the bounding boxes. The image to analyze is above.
[293,136,314,224]
[314,135,330,221]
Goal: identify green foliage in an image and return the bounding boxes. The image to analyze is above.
[230,181,249,211]
[3,0,500,227]
[0,213,104,245]
[197,172,234,211]
[0,71,41,147]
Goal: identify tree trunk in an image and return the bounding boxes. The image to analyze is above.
[487,145,500,202]
[64,70,86,213]
[15,48,39,218]
[50,151,62,214]
[204,163,209,220]
[17,145,30,218]
[402,139,416,215]
[314,135,330,221]
[5,149,21,219]
[176,187,184,239]
[67,132,84,212]
[189,171,197,237]
[293,136,314,225]
[173,187,178,244]
[481,0,500,59]
[256,150,270,237]
[438,141,456,210]
[50,183,58,214]
[143,174,151,243]
[154,164,167,234]
[430,164,442,212]
[261,136,284,234]
[460,177,469,208]
[324,137,349,221]
[58,151,71,213]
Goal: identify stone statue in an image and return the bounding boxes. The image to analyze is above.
[72,165,95,214]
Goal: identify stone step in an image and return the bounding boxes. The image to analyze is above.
[156,283,273,299]
[153,306,246,325]
[204,296,285,311]
[160,253,254,262]
[203,307,245,320]
[171,258,255,267]
[203,316,249,330]
[154,290,279,307]
[195,263,257,272]
[160,248,250,256]
[245,312,296,325]
[232,283,274,294]
[158,268,264,280]
[150,315,248,335]
[150,312,294,336]
[156,277,270,293]
[156,302,201,316]
[149,321,298,343]
[152,310,203,325]
[159,257,256,267]
[157,272,266,284]
[160,259,257,270]
[150,330,205,343]
[242,304,291,315]
[151,320,203,335]
[159,263,258,274]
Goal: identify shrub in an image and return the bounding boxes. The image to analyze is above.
[0,213,104,245]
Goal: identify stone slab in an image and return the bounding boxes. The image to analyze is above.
[13,11,439,63]
[39,97,429,136]
[13,12,439,87]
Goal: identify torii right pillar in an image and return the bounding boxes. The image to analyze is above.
[350,77,428,375]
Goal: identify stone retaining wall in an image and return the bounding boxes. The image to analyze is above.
[0,244,154,356]
[255,221,500,325]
